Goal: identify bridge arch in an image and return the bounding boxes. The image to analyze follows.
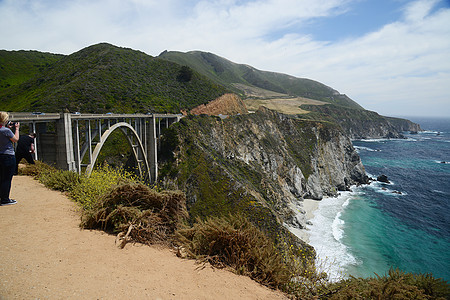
[85,122,151,181]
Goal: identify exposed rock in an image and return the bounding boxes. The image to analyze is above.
[190,93,248,116]
[162,107,368,238]
[377,174,390,183]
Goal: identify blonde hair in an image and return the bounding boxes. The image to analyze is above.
[0,111,9,125]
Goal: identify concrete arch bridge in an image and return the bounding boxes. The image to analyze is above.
[9,113,182,183]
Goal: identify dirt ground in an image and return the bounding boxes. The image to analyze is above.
[0,176,287,300]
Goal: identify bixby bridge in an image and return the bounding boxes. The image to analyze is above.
[9,113,183,183]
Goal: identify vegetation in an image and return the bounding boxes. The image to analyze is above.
[19,161,449,299]
[0,43,230,113]
[323,268,450,299]
[159,50,363,109]
[0,49,63,91]
[70,164,140,210]
[81,183,187,246]
[176,214,313,290]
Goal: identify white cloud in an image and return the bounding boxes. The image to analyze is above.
[0,0,449,116]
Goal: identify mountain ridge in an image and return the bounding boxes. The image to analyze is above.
[159,50,364,110]
[0,43,421,137]
[0,43,229,113]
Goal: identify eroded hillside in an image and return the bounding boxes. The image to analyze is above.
[160,108,368,243]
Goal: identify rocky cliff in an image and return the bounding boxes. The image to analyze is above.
[300,104,422,139]
[160,107,368,239]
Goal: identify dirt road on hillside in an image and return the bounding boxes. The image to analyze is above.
[0,176,287,300]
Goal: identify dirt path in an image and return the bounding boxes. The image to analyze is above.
[0,176,287,300]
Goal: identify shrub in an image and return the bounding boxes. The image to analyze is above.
[18,160,54,178]
[323,268,450,300]
[38,169,81,192]
[81,183,187,246]
[70,164,139,210]
[19,161,81,192]
[176,214,298,290]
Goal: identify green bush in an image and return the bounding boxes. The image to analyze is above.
[18,160,54,178]
[38,169,81,192]
[70,164,139,210]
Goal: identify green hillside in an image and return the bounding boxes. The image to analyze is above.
[0,44,230,113]
[0,50,63,91]
[159,50,363,109]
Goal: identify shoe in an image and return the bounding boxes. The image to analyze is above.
[1,199,17,206]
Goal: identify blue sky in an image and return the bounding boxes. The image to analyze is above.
[1,0,449,117]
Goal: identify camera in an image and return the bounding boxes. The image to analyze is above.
[7,121,16,127]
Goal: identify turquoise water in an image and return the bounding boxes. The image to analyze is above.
[307,117,450,281]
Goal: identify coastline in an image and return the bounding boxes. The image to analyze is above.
[303,198,320,222]
[289,199,320,243]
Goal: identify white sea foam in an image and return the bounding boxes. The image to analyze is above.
[368,180,406,196]
[433,190,448,195]
[303,190,361,281]
[332,212,344,241]
[354,146,380,152]
[359,138,389,142]
[422,130,440,134]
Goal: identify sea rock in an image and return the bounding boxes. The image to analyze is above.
[377,174,390,183]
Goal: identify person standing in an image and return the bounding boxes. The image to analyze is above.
[0,112,20,206]
[15,132,36,175]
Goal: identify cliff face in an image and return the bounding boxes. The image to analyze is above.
[161,107,368,235]
[301,104,422,139]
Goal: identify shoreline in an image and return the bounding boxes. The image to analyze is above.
[303,198,320,222]
[289,198,321,243]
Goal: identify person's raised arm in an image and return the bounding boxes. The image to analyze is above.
[10,122,20,142]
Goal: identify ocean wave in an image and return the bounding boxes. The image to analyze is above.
[422,130,440,134]
[369,183,405,196]
[359,138,389,142]
[433,190,449,195]
[354,146,380,152]
[332,212,345,241]
[358,137,418,143]
[305,191,361,281]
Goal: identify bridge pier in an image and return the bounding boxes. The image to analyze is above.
[56,113,76,171]
[147,115,158,183]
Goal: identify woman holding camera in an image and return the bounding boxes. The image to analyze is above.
[0,112,20,206]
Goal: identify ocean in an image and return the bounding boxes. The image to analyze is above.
[306,117,450,282]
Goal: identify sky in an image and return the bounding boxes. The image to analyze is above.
[1,0,449,117]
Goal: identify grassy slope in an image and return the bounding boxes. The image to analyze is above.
[0,44,230,113]
[0,50,63,91]
[159,50,364,109]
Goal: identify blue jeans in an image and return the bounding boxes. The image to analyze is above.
[0,154,16,202]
